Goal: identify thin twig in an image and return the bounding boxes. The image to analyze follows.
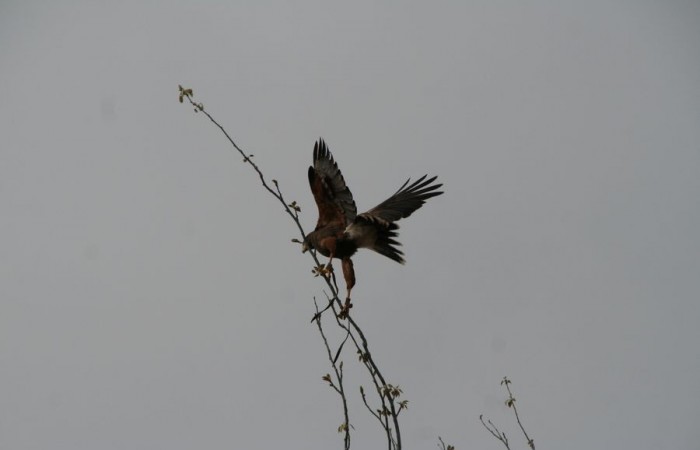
[479,415,510,449]
[179,86,307,238]
[480,377,535,450]
[437,436,454,450]
[502,377,535,450]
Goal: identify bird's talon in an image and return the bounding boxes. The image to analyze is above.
[312,264,335,278]
[337,298,353,319]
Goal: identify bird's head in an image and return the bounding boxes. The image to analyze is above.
[301,236,313,253]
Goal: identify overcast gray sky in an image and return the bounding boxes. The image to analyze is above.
[2,1,699,449]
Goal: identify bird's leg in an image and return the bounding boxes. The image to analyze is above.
[341,257,355,301]
[318,237,337,276]
[323,251,335,278]
[338,258,355,319]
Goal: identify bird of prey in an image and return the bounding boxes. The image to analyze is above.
[302,138,443,313]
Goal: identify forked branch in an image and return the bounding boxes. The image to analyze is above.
[480,377,535,450]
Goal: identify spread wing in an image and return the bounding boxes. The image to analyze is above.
[358,175,443,226]
[308,138,357,229]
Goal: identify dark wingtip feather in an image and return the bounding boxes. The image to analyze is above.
[314,137,331,163]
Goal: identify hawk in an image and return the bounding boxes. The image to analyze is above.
[302,138,443,311]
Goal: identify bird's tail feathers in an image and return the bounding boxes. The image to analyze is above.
[371,222,405,264]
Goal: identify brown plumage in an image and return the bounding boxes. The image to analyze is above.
[302,138,443,306]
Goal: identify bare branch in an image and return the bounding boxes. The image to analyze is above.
[479,414,510,450]
[502,377,535,450]
[480,377,535,450]
[314,298,351,450]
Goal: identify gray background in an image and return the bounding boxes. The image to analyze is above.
[2,1,699,449]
